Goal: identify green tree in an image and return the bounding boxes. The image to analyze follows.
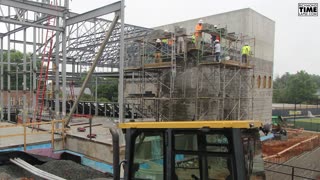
[285,71,317,104]
[96,78,118,102]
[273,71,318,103]
[80,94,95,101]
[310,74,320,88]
[78,73,118,102]
[273,72,290,103]
[2,50,33,90]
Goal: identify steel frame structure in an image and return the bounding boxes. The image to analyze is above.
[0,0,151,123]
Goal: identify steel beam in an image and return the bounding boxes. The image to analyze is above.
[65,14,120,126]
[23,28,26,123]
[10,39,43,46]
[7,8,11,122]
[61,0,68,119]
[55,17,60,121]
[1,16,49,37]
[0,0,65,17]
[119,0,125,122]
[0,17,64,31]
[68,11,150,30]
[32,27,36,123]
[0,37,3,120]
[66,1,121,26]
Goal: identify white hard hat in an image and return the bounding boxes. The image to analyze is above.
[215,39,219,43]
[214,25,218,28]
[156,39,161,43]
[164,29,169,32]
[198,19,203,24]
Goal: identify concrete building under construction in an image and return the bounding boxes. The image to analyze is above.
[124,8,274,123]
[0,1,285,179]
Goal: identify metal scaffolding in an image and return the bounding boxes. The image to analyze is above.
[124,26,257,121]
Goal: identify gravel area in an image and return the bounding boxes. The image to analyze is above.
[36,160,110,180]
[0,160,112,180]
[0,164,32,179]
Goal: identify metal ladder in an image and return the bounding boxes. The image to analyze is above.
[33,15,56,124]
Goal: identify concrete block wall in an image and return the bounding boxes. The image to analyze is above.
[252,59,273,122]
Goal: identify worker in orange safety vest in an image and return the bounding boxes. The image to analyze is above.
[194,19,204,49]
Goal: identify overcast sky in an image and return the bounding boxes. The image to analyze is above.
[69,0,319,77]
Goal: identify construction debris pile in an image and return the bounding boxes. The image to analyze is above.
[0,160,111,180]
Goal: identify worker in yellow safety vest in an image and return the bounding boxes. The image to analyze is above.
[194,19,203,49]
[241,44,251,64]
[161,39,168,44]
[160,38,168,55]
[191,34,195,44]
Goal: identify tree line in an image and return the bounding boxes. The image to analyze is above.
[273,70,319,104]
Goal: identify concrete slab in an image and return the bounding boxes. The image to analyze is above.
[67,117,123,145]
[0,122,61,149]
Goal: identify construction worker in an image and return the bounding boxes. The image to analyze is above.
[155,39,162,63]
[214,39,221,62]
[241,43,251,64]
[177,35,185,54]
[194,19,203,49]
[161,38,168,44]
[168,37,174,46]
[191,34,196,44]
[211,34,216,46]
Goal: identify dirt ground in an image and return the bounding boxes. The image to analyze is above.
[262,130,319,157]
[263,130,320,179]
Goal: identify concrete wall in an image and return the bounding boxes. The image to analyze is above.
[61,135,125,164]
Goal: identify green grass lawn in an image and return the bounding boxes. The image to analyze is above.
[296,118,320,123]
[292,118,320,131]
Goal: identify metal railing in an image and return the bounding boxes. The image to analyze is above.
[265,161,320,180]
[0,120,65,151]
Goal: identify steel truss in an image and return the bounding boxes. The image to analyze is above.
[0,0,146,123]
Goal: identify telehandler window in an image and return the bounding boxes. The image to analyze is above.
[175,154,200,179]
[173,132,233,180]
[132,132,164,180]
